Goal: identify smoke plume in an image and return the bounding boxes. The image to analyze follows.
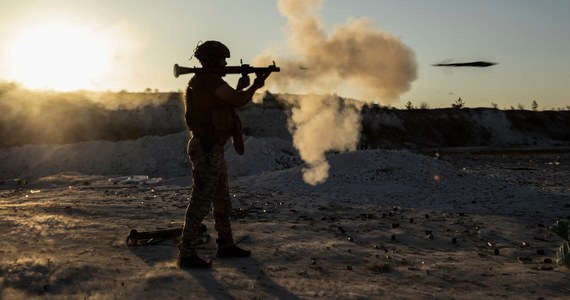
[283,94,363,185]
[256,0,417,102]
[256,0,417,185]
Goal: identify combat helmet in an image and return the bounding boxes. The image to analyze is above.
[194,41,230,65]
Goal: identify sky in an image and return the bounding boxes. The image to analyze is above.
[1,0,569,109]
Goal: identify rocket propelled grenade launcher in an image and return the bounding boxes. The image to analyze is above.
[174,61,280,78]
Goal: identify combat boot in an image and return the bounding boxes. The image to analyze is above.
[216,244,251,258]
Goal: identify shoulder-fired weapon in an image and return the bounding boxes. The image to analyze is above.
[174,61,280,78]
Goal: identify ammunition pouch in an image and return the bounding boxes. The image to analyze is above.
[231,115,244,155]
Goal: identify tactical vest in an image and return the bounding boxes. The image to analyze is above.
[185,74,244,154]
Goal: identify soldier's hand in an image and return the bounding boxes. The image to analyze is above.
[236,75,250,91]
[252,70,271,89]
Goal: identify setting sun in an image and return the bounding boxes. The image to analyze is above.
[6,21,114,91]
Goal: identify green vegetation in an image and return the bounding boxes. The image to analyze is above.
[549,219,568,241]
[451,97,465,109]
[548,219,569,267]
[557,242,570,267]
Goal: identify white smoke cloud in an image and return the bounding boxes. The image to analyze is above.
[256,0,417,185]
[256,0,417,102]
[281,94,363,185]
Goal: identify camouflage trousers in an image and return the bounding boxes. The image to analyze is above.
[179,135,234,255]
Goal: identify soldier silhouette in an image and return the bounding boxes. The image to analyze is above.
[178,41,272,268]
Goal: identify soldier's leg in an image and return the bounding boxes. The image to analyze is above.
[211,153,251,258]
[178,183,213,267]
[179,138,218,258]
[179,170,212,255]
[211,157,233,248]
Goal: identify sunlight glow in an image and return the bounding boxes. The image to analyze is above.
[7,21,115,91]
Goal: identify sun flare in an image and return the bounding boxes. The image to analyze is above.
[7,21,115,91]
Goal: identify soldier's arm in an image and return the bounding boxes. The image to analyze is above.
[213,72,270,108]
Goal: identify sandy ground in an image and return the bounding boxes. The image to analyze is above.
[1,150,569,299]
